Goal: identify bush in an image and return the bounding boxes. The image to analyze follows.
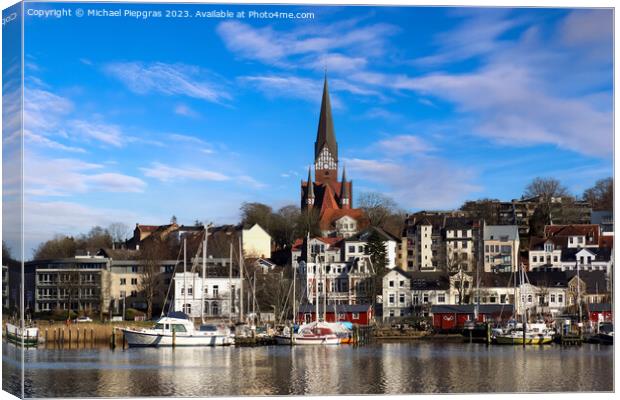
[125,308,145,321]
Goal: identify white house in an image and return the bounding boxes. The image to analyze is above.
[241,223,272,258]
[173,272,241,320]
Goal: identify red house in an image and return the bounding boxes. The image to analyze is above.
[297,304,373,325]
[430,304,514,332]
[587,303,612,323]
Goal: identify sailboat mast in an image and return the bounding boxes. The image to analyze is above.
[239,236,244,323]
[322,256,326,322]
[292,254,296,325]
[315,253,319,322]
[229,241,233,323]
[576,260,582,324]
[183,238,187,315]
[202,226,207,324]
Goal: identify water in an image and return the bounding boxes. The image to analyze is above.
[2,341,613,397]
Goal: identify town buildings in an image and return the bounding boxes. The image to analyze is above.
[483,225,520,272]
[173,269,241,320]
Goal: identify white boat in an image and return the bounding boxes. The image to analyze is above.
[286,321,342,345]
[5,322,39,347]
[495,322,553,345]
[119,312,233,347]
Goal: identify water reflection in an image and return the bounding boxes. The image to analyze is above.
[2,341,613,397]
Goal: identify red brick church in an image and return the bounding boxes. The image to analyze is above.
[301,77,368,237]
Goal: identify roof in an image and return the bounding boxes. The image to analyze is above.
[430,304,514,314]
[484,225,519,241]
[544,224,600,244]
[567,270,609,293]
[599,235,613,248]
[314,77,338,163]
[297,303,371,313]
[319,207,369,231]
[347,226,399,243]
[444,217,476,230]
[529,236,567,251]
[409,271,450,290]
[560,247,612,262]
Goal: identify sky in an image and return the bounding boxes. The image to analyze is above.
[3,2,614,258]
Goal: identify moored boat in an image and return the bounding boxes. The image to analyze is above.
[495,323,553,345]
[5,322,39,347]
[119,312,233,347]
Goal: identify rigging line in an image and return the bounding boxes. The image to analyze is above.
[160,243,184,318]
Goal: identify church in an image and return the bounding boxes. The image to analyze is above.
[300,76,368,238]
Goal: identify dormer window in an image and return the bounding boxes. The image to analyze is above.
[545,243,553,252]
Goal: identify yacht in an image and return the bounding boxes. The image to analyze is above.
[120,312,233,347]
[5,321,39,347]
[495,322,553,345]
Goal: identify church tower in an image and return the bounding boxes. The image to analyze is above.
[314,76,338,185]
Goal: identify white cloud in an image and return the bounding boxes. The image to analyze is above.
[216,19,398,68]
[239,75,342,107]
[24,154,146,196]
[346,157,480,210]
[174,103,200,118]
[104,61,231,103]
[377,135,436,156]
[24,132,86,153]
[141,162,229,182]
[237,175,267,189]
[69,120,124,147]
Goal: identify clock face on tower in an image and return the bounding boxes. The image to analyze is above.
[316,147,337,170]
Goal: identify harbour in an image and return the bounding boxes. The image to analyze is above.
[2,340,613,397]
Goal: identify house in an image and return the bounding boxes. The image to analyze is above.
[430,304,514,331]
[544,224,600,249]
[173,270,241,320]
[444,218,478,272]
[382,268,413,320]
[345,226,399,269]
[297,303,373,325]
[587,303,612,324]
[483,225,519,272]
[292,236,373,305]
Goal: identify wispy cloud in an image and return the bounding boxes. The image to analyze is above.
[174,103,200,118]
[141,162,230,182]
[70,120,124,147]
[25,154,147,196]
[239,75,342,107]
[104,61,232,104]
[376,135,436,156]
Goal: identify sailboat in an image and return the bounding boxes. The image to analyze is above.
[120,230,232,347]
[276,240,340,345]
[495,264,553,345]
[5,283,39,347]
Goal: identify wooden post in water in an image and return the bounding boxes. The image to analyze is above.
[172,329,176,348]
[91,328,94,347]
[122,331,126,350]
[486,323,491,345]
[45,329,48,346]
[111,328,116,350]
[77,328,80,348]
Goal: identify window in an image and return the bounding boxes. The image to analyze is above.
[527,295,532,303]
[352,313,360,320]
[489,295,496,303]
[348,246,355,253]
[437,293,445,303]
[399,280,404,287]
[389,294,395,304]
[532,256,537,263]
[172,324,187,332]
[423,293,429,303]
[463,241,468,249]
[553,256,558,262]
[413,294,419,304]
[389,310,395,317]
[399,294,405,304]
[389,280,394,288]
[120,278,126,285]
[400,309,405,317]
[131,278,138,285]
[558,294,563,303]
[130,290,137,297]
[131,266,139,273]
[485,245,489,252]
[500,294,506,303]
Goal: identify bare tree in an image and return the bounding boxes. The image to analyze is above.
[357,192,400,228]
[138,239,167,320]
[523,177,569,200]
[108,222,130,246]
[448,252,472,305]
[583,177,613,211]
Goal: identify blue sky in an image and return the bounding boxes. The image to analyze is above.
[11,3,613,256]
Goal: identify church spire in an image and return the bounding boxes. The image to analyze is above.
[314,74,338,166]
[306,166,315,207]
[341,165,350,208]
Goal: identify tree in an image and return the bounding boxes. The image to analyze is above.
[2,241,12,264]
[523,177,569,200]
[107,222,130,245]
[583,177,613,211]
[240,202,273,231]
[447,252,472,305]
[357,192,399,228]
[33,235,78,260]
[460,199,500,225]
[295,208,321,238]
[271,205,301,249]
[170,215,178,225]
[364,229,388,310]
[138,239,168,320]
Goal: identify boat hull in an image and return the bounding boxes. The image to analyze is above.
[294,336,341,345]
[121,329,232,347]
[5,324,39,347]
[495,335,553,345]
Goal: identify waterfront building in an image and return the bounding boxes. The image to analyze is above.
[430,304,514,331]
[297,303,373,325]
[172,270,241,320]
[345,227,399,269]
[401,212,482,272]
[292,236,373,305]
[544,224,601,248]
[300,76,368,237]
[29,254,112,316]
[482,225,520,272]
